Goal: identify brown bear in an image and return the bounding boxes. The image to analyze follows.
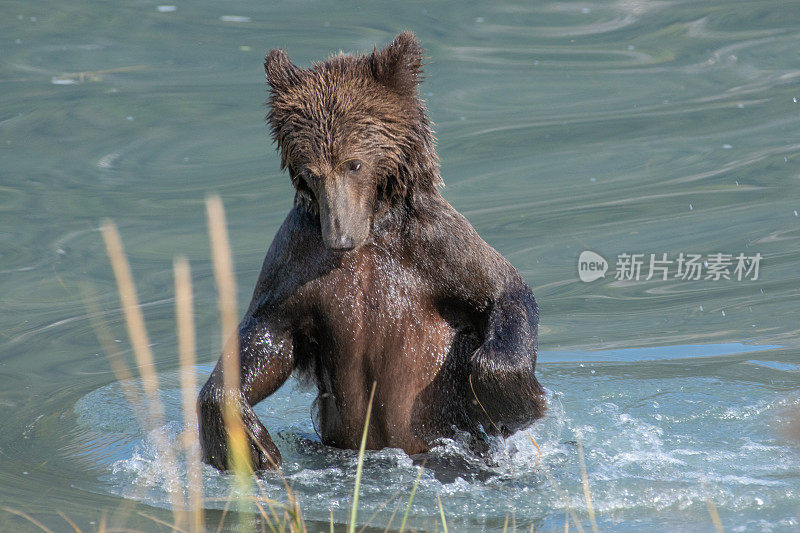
[198,32,546,470]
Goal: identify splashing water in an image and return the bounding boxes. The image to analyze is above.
[71,355,800,531]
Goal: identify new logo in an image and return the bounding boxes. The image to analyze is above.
[578,251,608,282]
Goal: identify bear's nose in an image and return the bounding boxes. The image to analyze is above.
[330,235,355,251]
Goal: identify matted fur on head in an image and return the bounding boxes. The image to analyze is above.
[264,32,442,211]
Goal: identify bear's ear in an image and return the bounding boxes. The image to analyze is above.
[264,49,302,92]
[369,31,424,96]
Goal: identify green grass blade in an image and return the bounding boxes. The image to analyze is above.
[436,494,448,533]
[398,464,424,533]
[349,381,377,533]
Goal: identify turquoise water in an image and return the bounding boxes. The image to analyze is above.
[2,1,800,531]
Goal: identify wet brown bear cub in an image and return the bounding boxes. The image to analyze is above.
[198,32,546,470]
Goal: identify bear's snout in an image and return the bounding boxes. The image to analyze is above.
[317,177,373,252]
[328,234,355,251]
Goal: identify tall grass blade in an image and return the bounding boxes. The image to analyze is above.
[139,511,189,532]
[2,507,55,533]
[349,381,377,533]
[206,196,253,518]
[538,467,585,533]
[359,489,401,533]
[101,220,185,526]
[398,463,424,533]
[205,195,251,474]
[576,441,597,533]
[174,257,205,532]
[703,483,724,533]
[56,510,82,533]
[382,494,404,533]
[436,494,448,533]
[81,284,156,528]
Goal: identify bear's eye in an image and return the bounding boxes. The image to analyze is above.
[347,161,362,173]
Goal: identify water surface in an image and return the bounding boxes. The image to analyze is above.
[2,1,800,531]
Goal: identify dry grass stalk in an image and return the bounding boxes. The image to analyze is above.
[174,257,205,532]
[576,441,598,533]
[703,483,724,533]
[2,506,55,533]
[81,285,156,528]
[101,220,185,525]
[538,466,586,533]
[205,195,252,478]
[56,510,83,533]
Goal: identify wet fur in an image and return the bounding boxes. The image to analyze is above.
[198,32,546,470]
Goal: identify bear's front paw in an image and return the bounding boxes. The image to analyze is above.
[247,423,283,470]
[467,347,544,437]
[199,417,283,471]
[198,392,283,471]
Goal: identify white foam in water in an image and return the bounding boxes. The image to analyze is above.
[72,363,800,531]
[219,15,251,23]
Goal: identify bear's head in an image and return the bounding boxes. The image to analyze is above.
[264,32,441,251]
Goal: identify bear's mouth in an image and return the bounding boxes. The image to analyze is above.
[325,236,356,252]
